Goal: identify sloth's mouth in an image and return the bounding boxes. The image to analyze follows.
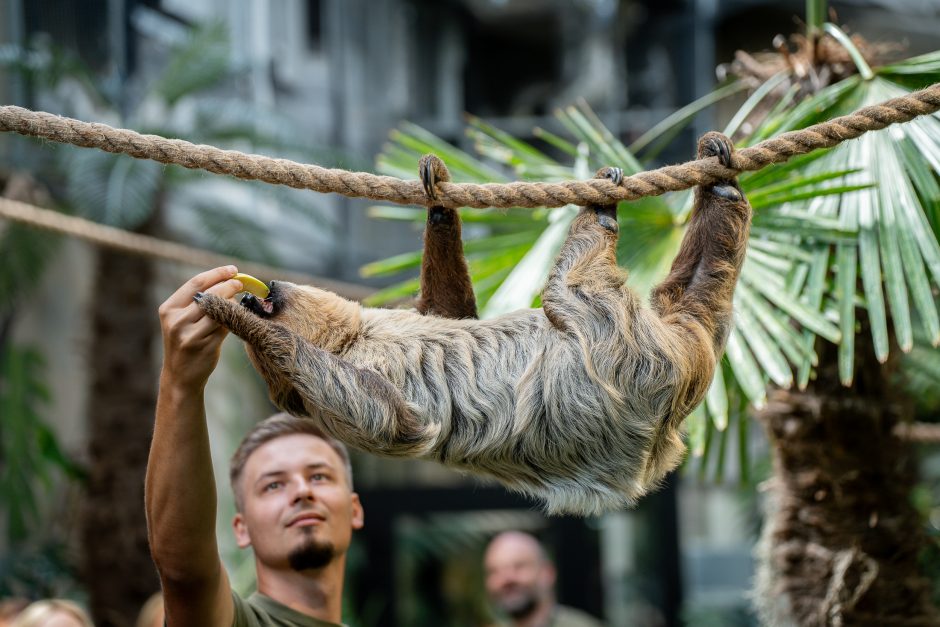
[240,282,280,318]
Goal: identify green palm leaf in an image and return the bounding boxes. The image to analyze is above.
[0,345,83,543]
[60,147,163,229]
[0,224,61,313]
[150,22,235,106]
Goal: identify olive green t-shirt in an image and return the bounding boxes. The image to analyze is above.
[551,605,605,627]
[494,604,605,627]
[231,591,344,627]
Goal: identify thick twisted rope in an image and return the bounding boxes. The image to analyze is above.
[0,197,373,301]
[2,82,939,209]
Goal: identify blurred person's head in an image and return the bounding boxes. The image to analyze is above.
[483,531,557,621]
[134,593,163,627]
[9,600,93,627]
[0,598,29,627]
[228,413,363,574]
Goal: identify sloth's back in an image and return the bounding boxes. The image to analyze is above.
[347,307,628,462]
[350,306,551,393]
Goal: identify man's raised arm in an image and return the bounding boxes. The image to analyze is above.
[146,266,244,627]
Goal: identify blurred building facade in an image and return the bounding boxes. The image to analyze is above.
[3,0,940,625]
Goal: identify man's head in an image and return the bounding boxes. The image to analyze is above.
[229,414,364,572]
[483,531,557,620]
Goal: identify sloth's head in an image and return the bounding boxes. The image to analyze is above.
[240,280,361,352]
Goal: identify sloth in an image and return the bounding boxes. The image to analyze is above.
[195,132,752,515]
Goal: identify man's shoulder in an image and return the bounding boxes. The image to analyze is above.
[553,604,605,627]
[231,591,344,627]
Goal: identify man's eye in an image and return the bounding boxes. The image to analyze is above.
[311,473,326,482]
[264,481,282,491]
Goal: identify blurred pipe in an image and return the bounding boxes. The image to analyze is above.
[250,0,275,107]
[108,0,129,119]
[5,0,26,106]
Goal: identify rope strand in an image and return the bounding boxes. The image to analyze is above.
[0,197,373,301]
[1,82,938,209]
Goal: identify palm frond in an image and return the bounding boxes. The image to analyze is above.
[878,50,940,86]
[0,345,83,543]
[180,98,364,171]
[60,147,162,229]
[150,21,236,106]
[901,333,940,411]
[778,77,940,374]
[481,206,577,316]
[0,41,107,108]
[189,202,280,265]
[0,224,61,313]
[631,80,748,158]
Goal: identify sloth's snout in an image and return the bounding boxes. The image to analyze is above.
[240,283,280,317]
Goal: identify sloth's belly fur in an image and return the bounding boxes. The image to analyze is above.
[303,307,684,514]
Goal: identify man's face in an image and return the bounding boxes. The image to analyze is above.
[233,434,363,571]
[484,535,555,619]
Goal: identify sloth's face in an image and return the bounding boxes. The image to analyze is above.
[240,281,359,350]
[240,280,286,319]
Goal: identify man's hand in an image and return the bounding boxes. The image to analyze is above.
[150,266,244,627]
[158,266,245,390]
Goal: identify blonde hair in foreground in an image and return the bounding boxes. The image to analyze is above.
[11,600,94,627]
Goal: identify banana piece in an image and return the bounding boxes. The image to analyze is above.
[233,273,270,299]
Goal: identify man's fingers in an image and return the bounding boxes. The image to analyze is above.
[203,277,247,301]
[161,266,238,311]
[173,278,245,328]
[185,316,229,344]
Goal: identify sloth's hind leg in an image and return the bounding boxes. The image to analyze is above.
[415,154,478,319]
[541,166,632,332]
[650,131,752,354]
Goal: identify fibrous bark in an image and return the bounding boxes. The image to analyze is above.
[755,323,938,626]
[80,242,160,627]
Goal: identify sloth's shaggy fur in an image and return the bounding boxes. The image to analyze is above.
[196,132,752,515]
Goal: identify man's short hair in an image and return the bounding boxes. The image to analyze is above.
[229,413,354,512]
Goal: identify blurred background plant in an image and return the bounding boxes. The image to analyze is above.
[0,21,335,625]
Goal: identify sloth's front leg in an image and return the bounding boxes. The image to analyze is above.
[194,291,293,350]
[196,292,431,456]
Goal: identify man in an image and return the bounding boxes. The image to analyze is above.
[146,266,364,627]
[483,532,604,627]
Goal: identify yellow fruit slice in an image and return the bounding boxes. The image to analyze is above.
[233,273,270,299]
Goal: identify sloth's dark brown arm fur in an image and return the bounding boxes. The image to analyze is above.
[415,205,477,318]
[415,154,477,319]
[649,131,752,354]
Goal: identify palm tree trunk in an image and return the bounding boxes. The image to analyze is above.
[755,316,938,626]
[79,213,161,627]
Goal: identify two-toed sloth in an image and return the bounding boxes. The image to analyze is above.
[196,132,752,515]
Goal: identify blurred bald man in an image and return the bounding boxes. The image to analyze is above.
[483,531,604,627]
